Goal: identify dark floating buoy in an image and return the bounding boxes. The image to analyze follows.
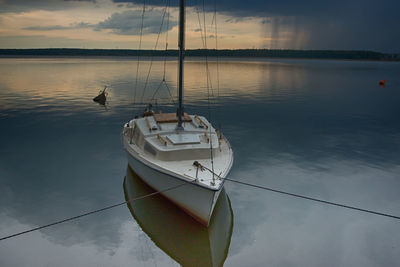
[379,80,386,87]
[93,86,108,105]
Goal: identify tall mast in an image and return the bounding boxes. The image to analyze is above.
[177,0,185,129]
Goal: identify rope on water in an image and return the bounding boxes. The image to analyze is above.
[3,161,400,242]
[193,161,400,220]
[0,181,189,242]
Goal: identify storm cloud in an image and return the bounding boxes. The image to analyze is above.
[113,0,400,52]
[112,0,398,18]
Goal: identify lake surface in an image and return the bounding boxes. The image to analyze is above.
[1,57,400,266]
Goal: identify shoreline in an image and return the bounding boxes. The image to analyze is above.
[0,48,399,62]
[1,55,399,63]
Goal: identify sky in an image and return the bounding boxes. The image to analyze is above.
[0,0,399,52]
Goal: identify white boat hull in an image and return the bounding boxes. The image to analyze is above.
[122,114,233,226]
[126,150,222,226]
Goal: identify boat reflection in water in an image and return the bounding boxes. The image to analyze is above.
[123,166,234,267]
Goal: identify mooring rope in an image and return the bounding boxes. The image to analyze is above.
[193,161,400,220]
[0,181,189,241]
[1,164,399,242]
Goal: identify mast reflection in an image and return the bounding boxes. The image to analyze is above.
[123,166,234,267]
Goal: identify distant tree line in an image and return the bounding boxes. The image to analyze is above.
[0,48,398,61]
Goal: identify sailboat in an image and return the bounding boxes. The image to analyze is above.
[121,0,234,226]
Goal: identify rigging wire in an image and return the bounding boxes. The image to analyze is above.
[212,0,222,130]
[139,0,170,105]
[150,0,175,105]
[163,0,170,82]
[162,0,176,104]
[194,0,214,94]
[195,1,206,48]
[194,0,216,183]
[132,0,146,113]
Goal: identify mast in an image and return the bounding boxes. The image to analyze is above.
[177,0,185,129]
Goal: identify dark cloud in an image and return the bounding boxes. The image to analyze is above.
[23,22,93,31]
[113,0,397,18]
[0,0,96,12]
[95,9,176,35]
[20,8,176,37]
[24,25,72,31]
[224,17,251,23]
[113,0,400,52]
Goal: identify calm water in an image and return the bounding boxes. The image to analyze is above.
[1,57,400,266]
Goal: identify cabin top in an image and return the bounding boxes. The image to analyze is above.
[128,113,220,160]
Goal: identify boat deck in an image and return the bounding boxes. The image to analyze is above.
[122,113,233,189]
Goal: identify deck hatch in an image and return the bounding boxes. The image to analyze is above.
[166,133,201,145]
